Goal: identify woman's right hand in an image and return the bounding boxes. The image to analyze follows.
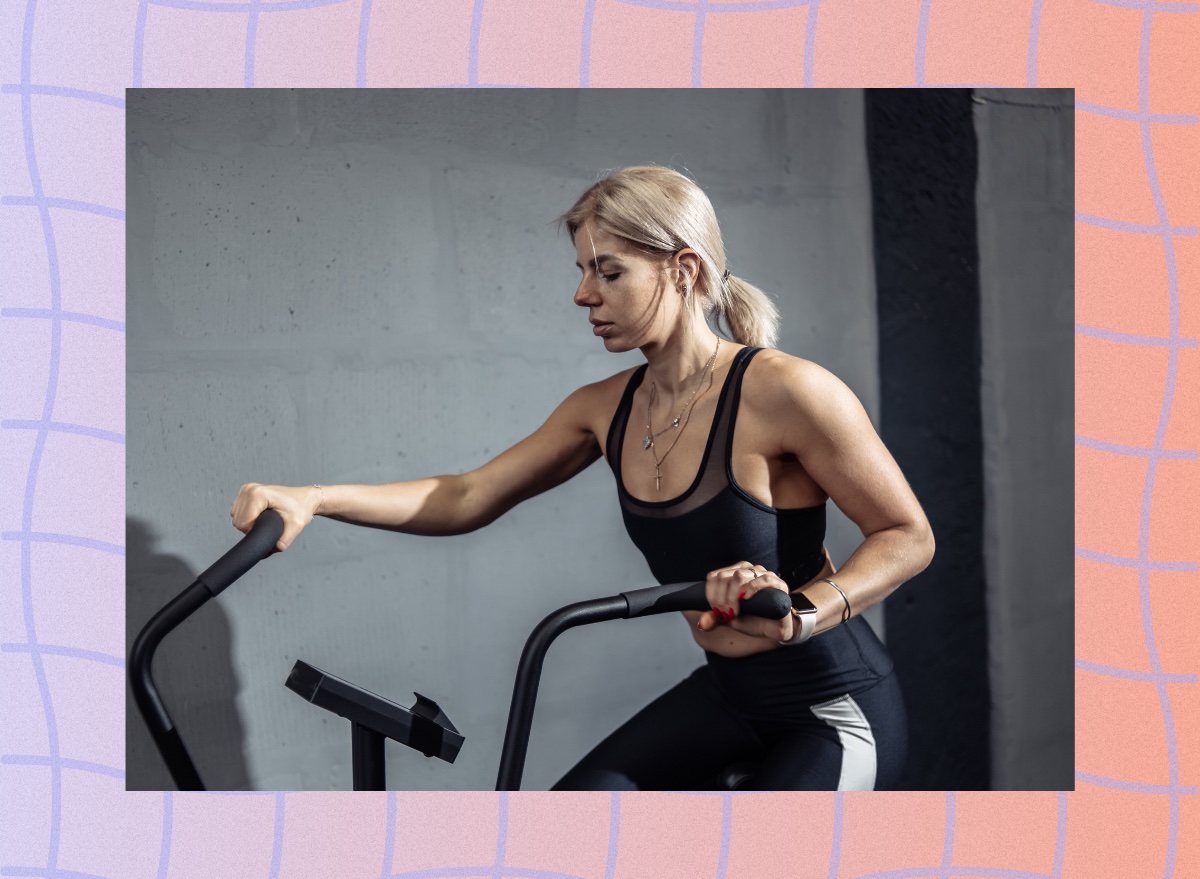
[230,482,321,554]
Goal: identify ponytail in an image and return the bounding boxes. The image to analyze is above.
[709,272,780,349]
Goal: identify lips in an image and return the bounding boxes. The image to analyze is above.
[591,320,614,337]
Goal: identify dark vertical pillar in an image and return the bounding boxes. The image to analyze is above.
[865,89,989,789]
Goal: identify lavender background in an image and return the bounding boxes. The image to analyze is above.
[1,0,1196,876]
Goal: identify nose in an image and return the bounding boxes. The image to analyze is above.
[573,276,600,308]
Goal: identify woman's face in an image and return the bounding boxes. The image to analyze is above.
[572,223,682,351]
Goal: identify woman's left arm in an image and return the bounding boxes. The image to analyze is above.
[772,355,935,634]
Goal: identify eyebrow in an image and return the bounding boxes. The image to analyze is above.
[575,254,621,271]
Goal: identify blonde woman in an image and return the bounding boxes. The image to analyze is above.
[230,166,934,790]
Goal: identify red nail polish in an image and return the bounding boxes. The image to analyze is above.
[739,590,746,600]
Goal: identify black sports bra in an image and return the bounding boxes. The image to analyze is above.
[606,346,828,589]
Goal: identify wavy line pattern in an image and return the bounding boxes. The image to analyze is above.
[0,1,1195,879]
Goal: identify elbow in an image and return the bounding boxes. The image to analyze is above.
[458,508,496,535]
[915,520,935,572]
[455,471,510,534]
[882,522,933,602]
[452,475,487,535]
[409,473,487,536]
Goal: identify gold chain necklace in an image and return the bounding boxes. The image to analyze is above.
[644,338,721,492]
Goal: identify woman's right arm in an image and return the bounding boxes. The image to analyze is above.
[229,381,607,553]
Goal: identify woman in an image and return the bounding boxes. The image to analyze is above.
[230,165,934,790]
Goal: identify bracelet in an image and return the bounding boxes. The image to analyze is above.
[311,483,325,514]
[819,578,852,623]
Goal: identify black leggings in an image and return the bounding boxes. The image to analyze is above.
[551,665,907,791]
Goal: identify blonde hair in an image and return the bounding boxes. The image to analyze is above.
[558,165,780,348]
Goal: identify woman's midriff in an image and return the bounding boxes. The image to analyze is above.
[683,552,837,658]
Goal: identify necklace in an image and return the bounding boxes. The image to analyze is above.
[642,384,679,446]
[644,337,721,492]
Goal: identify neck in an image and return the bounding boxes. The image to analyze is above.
[641,320,724,399]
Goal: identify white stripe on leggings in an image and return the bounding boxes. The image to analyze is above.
[810,693,877,791]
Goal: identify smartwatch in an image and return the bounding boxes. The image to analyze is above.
[777,590,818,645]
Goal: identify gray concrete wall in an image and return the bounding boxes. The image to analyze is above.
[973,88,1075,789]
[126,88,880,790]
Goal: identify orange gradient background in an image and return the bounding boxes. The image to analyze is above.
[0,0,1196,877]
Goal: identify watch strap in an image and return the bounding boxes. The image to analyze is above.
[777,593,817,645]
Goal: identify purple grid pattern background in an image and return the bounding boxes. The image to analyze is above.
[0,0,1195,876]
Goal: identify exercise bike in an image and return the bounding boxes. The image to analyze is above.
[130,510,788,791]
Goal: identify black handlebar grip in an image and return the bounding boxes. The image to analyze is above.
[197,508,284,597]
[621,581,791,620]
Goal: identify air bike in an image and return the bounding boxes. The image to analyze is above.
[130,509,790,791]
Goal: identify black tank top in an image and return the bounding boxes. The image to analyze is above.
[607,346,827,587]
[606,346,894,710]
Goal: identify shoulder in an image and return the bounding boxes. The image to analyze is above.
[744,348,854,410]
[552,365,643,453]
[554,365,642,435]
[590,364,643,396]
[742,349,870,443]
[567,365,641,409]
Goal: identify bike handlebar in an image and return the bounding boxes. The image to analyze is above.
[621,579,791,619]
[130,508,284,790]
[497,578,793,789]
[199,508,284,596]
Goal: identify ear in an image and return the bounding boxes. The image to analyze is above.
[672,248,703,290]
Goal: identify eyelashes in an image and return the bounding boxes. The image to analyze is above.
[575,265,622,283]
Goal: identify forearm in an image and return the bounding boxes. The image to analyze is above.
[316,475,478,537]
[799,523,934,635]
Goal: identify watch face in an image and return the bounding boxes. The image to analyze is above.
[790,591,818,615]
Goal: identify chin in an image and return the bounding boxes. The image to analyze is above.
[599,335,636,354]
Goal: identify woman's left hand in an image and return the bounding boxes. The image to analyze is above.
[697,561,793,641]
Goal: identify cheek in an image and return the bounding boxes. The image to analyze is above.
[625,271,659,296]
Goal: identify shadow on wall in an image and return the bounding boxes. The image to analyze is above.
[125,517,251,790]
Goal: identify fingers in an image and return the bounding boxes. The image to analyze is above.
[229,483,308,555]
[696,609,721,632]
[703,562,775,628]
[229,485,266,534]
[699,564,794,641]
[230,482,260,529]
